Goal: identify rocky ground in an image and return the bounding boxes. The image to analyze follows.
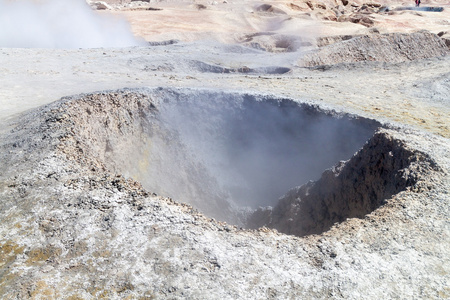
[0,0,449,299]
[0,88,448,299]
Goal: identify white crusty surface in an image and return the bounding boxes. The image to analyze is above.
[0,0,449,298]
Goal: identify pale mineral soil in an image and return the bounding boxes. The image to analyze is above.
[1,0,449,137]
[0,1,449,299]
[81,0,450,139]
[108,0,450,39]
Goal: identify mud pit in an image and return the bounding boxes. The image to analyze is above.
[57,88,436,236]
[0,86,447,299]
[1,0,449,297]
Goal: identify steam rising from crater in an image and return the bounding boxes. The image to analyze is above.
[52,89,421,233]
[139,91,379,219]
[0,0,144,48]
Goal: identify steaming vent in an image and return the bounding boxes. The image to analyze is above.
[0,0,143,48]
[62,88,426,237]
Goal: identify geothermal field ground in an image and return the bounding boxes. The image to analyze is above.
[0,0,449,298]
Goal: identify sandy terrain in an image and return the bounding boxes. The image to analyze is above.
[0,0,449,298]
[108,0,450,39]
[1,0,449,137]
[1,44,449,138]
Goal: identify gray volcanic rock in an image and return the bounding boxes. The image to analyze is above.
[0,88,449,299]
[90,1,113,10]
[248,130,441,236]
[300,31,449,66]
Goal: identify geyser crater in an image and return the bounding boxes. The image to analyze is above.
[62,88,429,236]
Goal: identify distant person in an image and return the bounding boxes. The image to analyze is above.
[415,0,421,7]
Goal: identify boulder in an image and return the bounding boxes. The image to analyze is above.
[90,1,112,10]
[316,9,338,21]
[364,1,381,8]
[289,3,309,11]
[337,14,349,22]
[360,16,375,27]
[349,13,375,27]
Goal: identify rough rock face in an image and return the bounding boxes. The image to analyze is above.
[300,31,449,66]
[248,131,439,236]
[57,89,380,226]
[58,90,235,220]
[0,88,449,299]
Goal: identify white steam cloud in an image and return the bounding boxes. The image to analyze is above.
[156,91,378,210]
[0,0,144,48]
